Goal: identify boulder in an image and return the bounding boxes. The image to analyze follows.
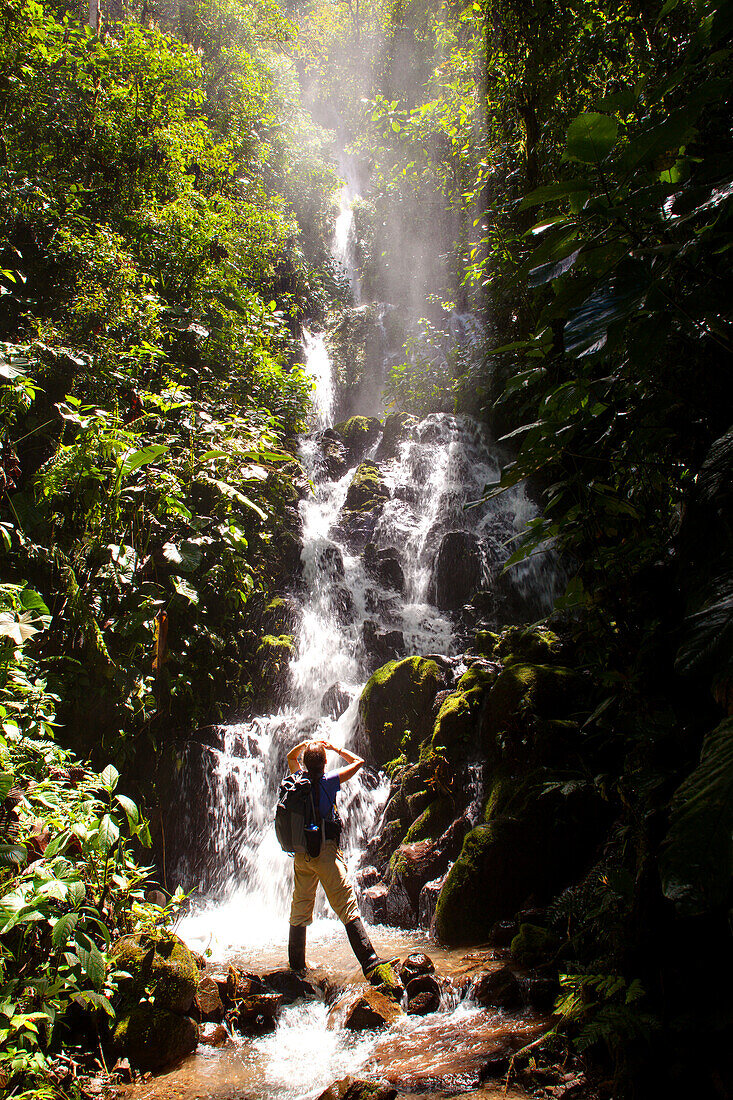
[368,963,405,1003]
[112,1004,197,1071]
[406,974,441,1015]
[362,621,405,665]
[321,682,352,720]
[471,966,523,1010]
[398,952,435,983]
[110,932,198,1014]
[261,968,323,1003]
[232,993,283,1033]
[364,544,404,593]
[317,544,345,578]
[428,531,484,612]
[430,665,497,761]
[199,1021,230,1046]
[331,510,378,552]
[318,1078,397,1100]
[343,462,389,514]
[328,987,403,1031]
[376,412,416,460]
[357,656,446,766]
[318,429,349,479]
[510,923,560,967]
[418,874,445,930]
[361,882,388,924]
[494,625,563,665]
[331,585,357,624]
[479,662,579,753]
[333,416,382,459]
[355,865,380,890]
[195,975,224,1020]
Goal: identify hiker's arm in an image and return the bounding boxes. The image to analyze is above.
[322,742,364,784]
[287,740,309,774]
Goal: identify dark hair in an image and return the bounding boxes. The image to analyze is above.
[302,742,326,778]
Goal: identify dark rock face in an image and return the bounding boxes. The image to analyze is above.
[233,993,283,1033]
[406,974,441,1015]
[331,584,357,623]
[398,952,435,983]
[376,412,416,460]
[362,621,406,666]
[471,966,523,1010]
[333,415,382,460]
[112,1004,197,1071]
[317,429,349,479]
[318,544,345,578]
[361,882,388,924]
[261,968,323,1003]
[364,543,405,592]
[331,510,379,552]
[321,682,352,720]
[429,530,484,612]
[418,874,445,930]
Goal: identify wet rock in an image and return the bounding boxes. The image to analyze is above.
[261,594,299,636]
[317,429,349,479]
[110,931,199,1014]
[488,919,517,947]
[357,656,446,766]
[317,1078,397,1100]
[418,874,446,930]
[355,865,380,889]
[368,963,405,1003]
[331,585,356,624]
[199,1021,230,1046]
[376,411,416,460]
[195,975,224,1020]
[361,882,388,924]
[406,974,441,1015]
[333,415,382,459]
[494,625,563,665]
[328,987,403,1031]
[362,621,405,665]
[331,510,378,552]
[428,530,484,612]
[364,543,404,593]
[318,544,345,578]
[112,1005,197,1071]
[398,952,435,983]
[321,682,352,720]
[343,462,390,513]
[521,973,559,1010]
[430,665,496,761]
[262,968,323,1003]
[384,879,417,928]
[471,966,523,1010]
[232,993,283,1033]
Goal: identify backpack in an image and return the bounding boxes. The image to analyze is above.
[274,773,318,855]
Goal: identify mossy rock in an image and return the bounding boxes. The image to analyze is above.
[494,625,562,665]
[474,630,500,657]
[431,665,496,759]
[343,462,390,513]
[112,1003,197,1071]
[110,931,199,1014]
[403,796,454,843]
[510,922,561,967]
[433,818,539,945]
[376,412,416,459]
[357,656,445,766]
[333,416,382,457]
[480,662,577,749]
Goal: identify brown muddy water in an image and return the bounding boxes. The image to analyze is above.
[110,923,544,1100]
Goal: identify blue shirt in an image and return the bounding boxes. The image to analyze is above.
[307,770,340,821]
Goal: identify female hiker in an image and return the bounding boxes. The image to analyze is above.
[285,737,394,976]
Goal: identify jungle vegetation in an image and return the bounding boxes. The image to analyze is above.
[0,0,730,1094]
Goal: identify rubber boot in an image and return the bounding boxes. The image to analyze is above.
[288,924,307,972]
[345,918,398,978]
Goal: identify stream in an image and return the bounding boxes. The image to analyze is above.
[117,171,559,1099]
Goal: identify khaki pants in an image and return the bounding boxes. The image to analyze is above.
[289,838,360,927]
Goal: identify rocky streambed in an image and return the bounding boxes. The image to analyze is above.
[104,922,577,1100]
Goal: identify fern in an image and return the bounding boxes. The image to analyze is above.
[659,718,733,915]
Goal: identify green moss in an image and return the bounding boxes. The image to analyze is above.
[474,630,500,657]
[111,931,199,1014]
[510,922,560,966]
[495,625,562,665]
[403,796,454,843]
[333,415,381,453]
[431,665,496,759]
[343,462,389,513]
[358,656,444,766]
[368,962,404,1002]
[481,662,577,748]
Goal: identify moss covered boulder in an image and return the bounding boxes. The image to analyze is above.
[510,922,560,967]
[110,931,199,1013]
[431,665,496,759]
[494,625,562,665]
[112,1003,197,1071]
[357,656,445,766]
[343,462,390,513]
[480,662,578,750]
[376,412,416,460]
[333,416,382,458]
[433,818,539,945]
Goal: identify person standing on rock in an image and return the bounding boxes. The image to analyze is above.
[285,738,394,978]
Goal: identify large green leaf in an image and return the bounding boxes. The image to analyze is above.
[120,445,167,478]
[660,718,733,915]
[675,575,733,681]
[564,265,648,357]
[565,112,619,163]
